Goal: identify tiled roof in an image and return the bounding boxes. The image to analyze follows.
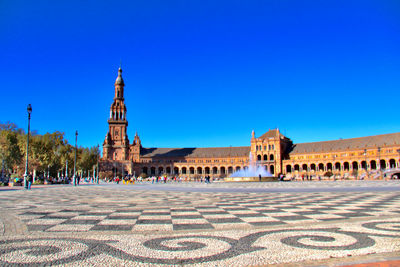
[140,146,250,158]
[258,129,285,139]
[290,132,400,154]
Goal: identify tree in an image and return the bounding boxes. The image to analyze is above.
[0,130,23,174]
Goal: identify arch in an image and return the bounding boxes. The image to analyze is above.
[174,167,179,175]
[380,159,386,170]
[220,167,226,174]
[370,160,377,170]
[212,167,218,174]
[302,164,308,171]
[294,164,300,171]
[361,161,367,170]
[327,163,332,171]
[270,165,274,175]
[142,167,148,175]
[389,159,396,168]
[197,167,202,174]
[228,166,233,174]
[270,154,274,161]
[352,161,358,170]
[257,155,262,161]
[343,162,350,171]
[150,167,156,175]
[189,167,195,174]
[166,167,171,174]
[263,154,268,161]
[318,163,324,171]
[310,163,316,171]
[286,165,292,173]
[158,166,164,174]
[182,167,187,174]
[205,167,210,174]
[335,162,341,170]
[235,166,241,171]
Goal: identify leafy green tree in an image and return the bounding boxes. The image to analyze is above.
[0,130,23,173]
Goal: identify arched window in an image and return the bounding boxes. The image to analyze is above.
[270,154,274,161]
[302,164,308,171]
[197,167,202,174]
[380,159,386,170]
[190,167,195,174]
[310,164,316,171]
[182,167,187,174]
[174,167,179,175]
[220,167,226,174]
[257,155,262,161]
[263,155,268,161]
[228,166,233,174]
[318,163,324,171]
[270,165,274,175]
[142,167,148,174]
[343,162,349,171]
[212,167,218,174]
[389,159,396,168]
[352,161,358,170]
[335,162,341,170]
[166,167,171,174]
[150,167,156,175]
[205,167,210,174]
[286,165,292,173]
[370,160,377,170]
[327,163,332,171]
[236,166,241,171]
[294,164,300,171]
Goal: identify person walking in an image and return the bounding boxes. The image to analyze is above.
[27,174,33,190]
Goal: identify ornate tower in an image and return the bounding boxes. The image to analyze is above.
[103,67,130,160]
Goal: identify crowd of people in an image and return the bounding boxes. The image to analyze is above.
[103,175,217,184]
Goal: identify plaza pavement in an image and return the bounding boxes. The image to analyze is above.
[0,180,400,266]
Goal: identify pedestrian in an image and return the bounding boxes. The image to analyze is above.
[28,174,33,190]
[259,174,261,182]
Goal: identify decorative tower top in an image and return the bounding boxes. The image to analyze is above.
[115,67,124,85]
[251,130,255,139]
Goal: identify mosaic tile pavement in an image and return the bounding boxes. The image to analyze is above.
[0,181,399,266]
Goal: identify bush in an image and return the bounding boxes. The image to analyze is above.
[139,173,148,178]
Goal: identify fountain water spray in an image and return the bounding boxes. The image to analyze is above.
[230,152,272,177]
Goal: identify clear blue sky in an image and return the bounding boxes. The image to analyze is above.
[1,0,399,150]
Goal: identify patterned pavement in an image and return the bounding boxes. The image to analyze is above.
[0,181,400,266]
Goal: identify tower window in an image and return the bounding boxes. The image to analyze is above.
[117,91,120,97]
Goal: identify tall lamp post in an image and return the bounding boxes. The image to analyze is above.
[377,147,381,179]
[73,130,78,186]
[97,144,100,184]
[24,104,32,189]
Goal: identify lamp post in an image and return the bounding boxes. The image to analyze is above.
[24,104,32,189]
[97,144,100,184]
[397,149,400,169]
[377,147,381,179]
[364,149,369,179]
[73,130,78,186]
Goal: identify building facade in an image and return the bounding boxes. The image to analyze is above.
[100,68,400,179]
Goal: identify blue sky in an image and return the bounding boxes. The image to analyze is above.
[1,0,399,150]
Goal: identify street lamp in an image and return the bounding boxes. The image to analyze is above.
[364,149,369,179]
[24,104,32,189]
[97,144,100,184]
[73,130,78,186]
[377,147,381,179]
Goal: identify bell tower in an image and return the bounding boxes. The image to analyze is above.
[103,67,130,160]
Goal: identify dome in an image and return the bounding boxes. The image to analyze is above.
[115,67,124,85]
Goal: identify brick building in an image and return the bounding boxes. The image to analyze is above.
[100,68,400,179]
